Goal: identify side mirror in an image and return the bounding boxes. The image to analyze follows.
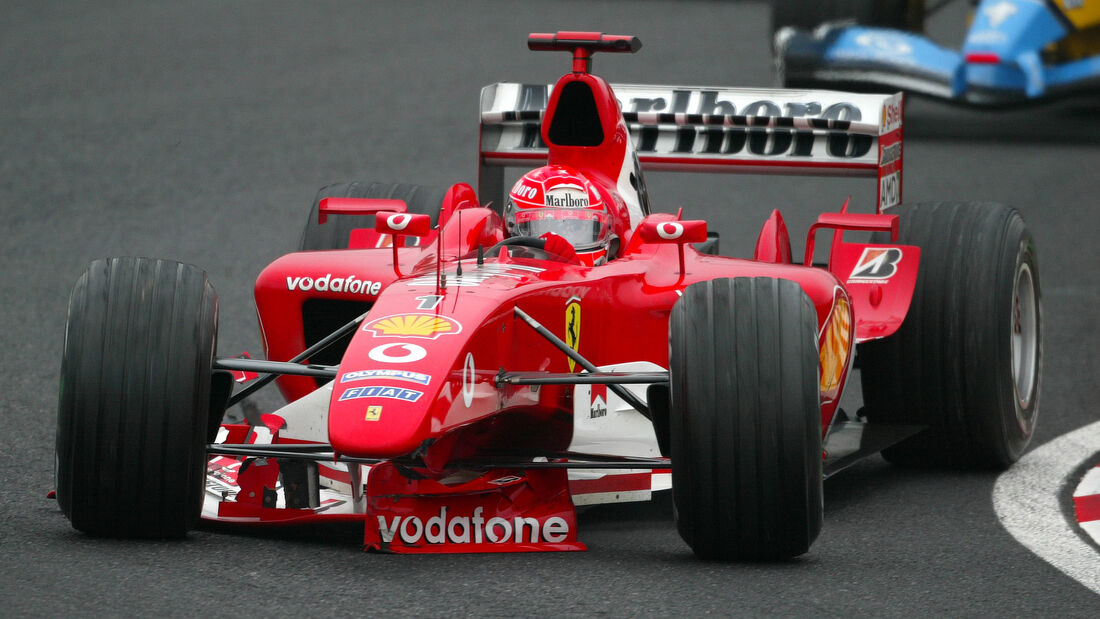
[636,220,707,244]
[375,211,432,238]
[374,211,433,278]
[636,220,707,276]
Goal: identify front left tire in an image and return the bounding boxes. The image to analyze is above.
[56,257,218,537]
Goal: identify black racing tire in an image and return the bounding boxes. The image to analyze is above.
[669,277,823,560]
[771,0,925,35]
[857,202,1042,469]
[299,181,447,250]
[55,257,218,537]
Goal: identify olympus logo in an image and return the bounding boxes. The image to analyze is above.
[341,369,431,385]
[376,506,570,545]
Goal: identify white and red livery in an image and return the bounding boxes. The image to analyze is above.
[55,32,1041,560]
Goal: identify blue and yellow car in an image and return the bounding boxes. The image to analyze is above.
[774,0,1100,105]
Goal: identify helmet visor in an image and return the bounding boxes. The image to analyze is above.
[513,208,610,250]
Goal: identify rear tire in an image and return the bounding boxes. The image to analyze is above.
[299,181,447,250]
[55,258,218,537]
[858,202,1042,469]
[771,0,925,35]
[670,277,823,560]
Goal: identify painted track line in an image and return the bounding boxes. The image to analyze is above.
[993,420,1100,594]
[1075,465,1100,544]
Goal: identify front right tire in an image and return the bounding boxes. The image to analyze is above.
[670,277,823,560]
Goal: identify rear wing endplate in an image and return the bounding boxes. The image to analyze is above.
[479,83,903,212]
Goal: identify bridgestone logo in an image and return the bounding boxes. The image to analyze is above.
[377,506,570,545]
[286,274,382,295]
[850,247,903,281]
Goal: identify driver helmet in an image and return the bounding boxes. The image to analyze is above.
[504,165,617,266]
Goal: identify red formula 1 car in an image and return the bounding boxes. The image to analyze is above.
[55,32,1042,560]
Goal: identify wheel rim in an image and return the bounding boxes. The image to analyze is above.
[1011,261,1038,419]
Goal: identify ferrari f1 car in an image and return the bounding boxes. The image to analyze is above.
[773,0,1100,105]
[55,31,1042,560]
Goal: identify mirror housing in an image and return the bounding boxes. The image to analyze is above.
[318,197,407,225]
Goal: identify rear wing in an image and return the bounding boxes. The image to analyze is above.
[479,83,903,213]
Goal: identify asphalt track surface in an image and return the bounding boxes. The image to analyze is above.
[3,1,1099,615]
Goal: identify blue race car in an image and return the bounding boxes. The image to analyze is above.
[773,0,1100,105]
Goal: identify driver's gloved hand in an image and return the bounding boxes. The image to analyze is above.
[540,232,577,262]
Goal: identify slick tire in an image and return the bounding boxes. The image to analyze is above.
[299,181,447,250]
[670,277,823,560]
[858,202,1041,469]
[56,258,218,537]
[771,0,925,35]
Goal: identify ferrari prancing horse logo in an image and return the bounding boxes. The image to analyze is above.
[565,298,581,372]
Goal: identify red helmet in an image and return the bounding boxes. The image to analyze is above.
[504,166,617,266]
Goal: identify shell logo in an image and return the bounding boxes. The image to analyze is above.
[364,314,463,339]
